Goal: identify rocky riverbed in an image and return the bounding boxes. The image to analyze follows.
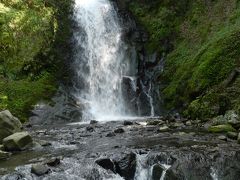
[1,116,240,180]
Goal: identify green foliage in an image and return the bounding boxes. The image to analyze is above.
[0,0,73,121]
[0,72,56,122]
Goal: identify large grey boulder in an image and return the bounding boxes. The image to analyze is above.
[0,110,22,143]
[3,132,33,151]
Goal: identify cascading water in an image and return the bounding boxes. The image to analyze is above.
[73,0,131,121]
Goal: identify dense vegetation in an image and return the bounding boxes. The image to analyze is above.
[0,0,73,121]
[128,0,240,120]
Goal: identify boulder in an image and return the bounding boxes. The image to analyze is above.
[0,110,22,143]
[3,132,33,151]
[152,164,164,180]
[0,150,11,160]
[114,152,136,180]
[227,132,238,140]
[208,124,236,133]
[31,164,50,176]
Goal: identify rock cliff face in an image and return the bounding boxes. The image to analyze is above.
[115,0,240,120]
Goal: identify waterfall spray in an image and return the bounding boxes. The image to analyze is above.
[73,0,130,121]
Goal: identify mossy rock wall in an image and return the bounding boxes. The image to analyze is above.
[126,0,240,119]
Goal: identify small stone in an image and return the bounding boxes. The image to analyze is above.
[45,157,61,167]
[90,120,98,125]
[123,121,133,126]
[106,132,116,137]
[186,121,192,126]
[0,150,11,160]
[227,132,238,140]
[114,128,125,134]
[158,126,170,132]
[39,140,52,147]
[31,164,50,176]
[218,135,227,141]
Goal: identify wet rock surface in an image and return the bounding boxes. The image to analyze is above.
[0,119,240,179]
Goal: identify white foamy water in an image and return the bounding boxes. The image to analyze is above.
[73,0,131,121]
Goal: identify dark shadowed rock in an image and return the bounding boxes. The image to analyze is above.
[114,128,125,134]
[86,126,94,132]
[114,152,136,180]
[123,121,133,126]
[106,132,116,137]
[45,157,61,167]
[227,132,238,140]
[95,158,115,173]
[152,164,164,180]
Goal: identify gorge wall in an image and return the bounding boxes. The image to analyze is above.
[118,0,240,120]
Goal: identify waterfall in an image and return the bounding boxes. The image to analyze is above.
[73,0,130,121]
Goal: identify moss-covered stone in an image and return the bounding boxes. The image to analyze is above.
[208,124,236,133]
[0,110,22,143]
[3,131,33,151]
